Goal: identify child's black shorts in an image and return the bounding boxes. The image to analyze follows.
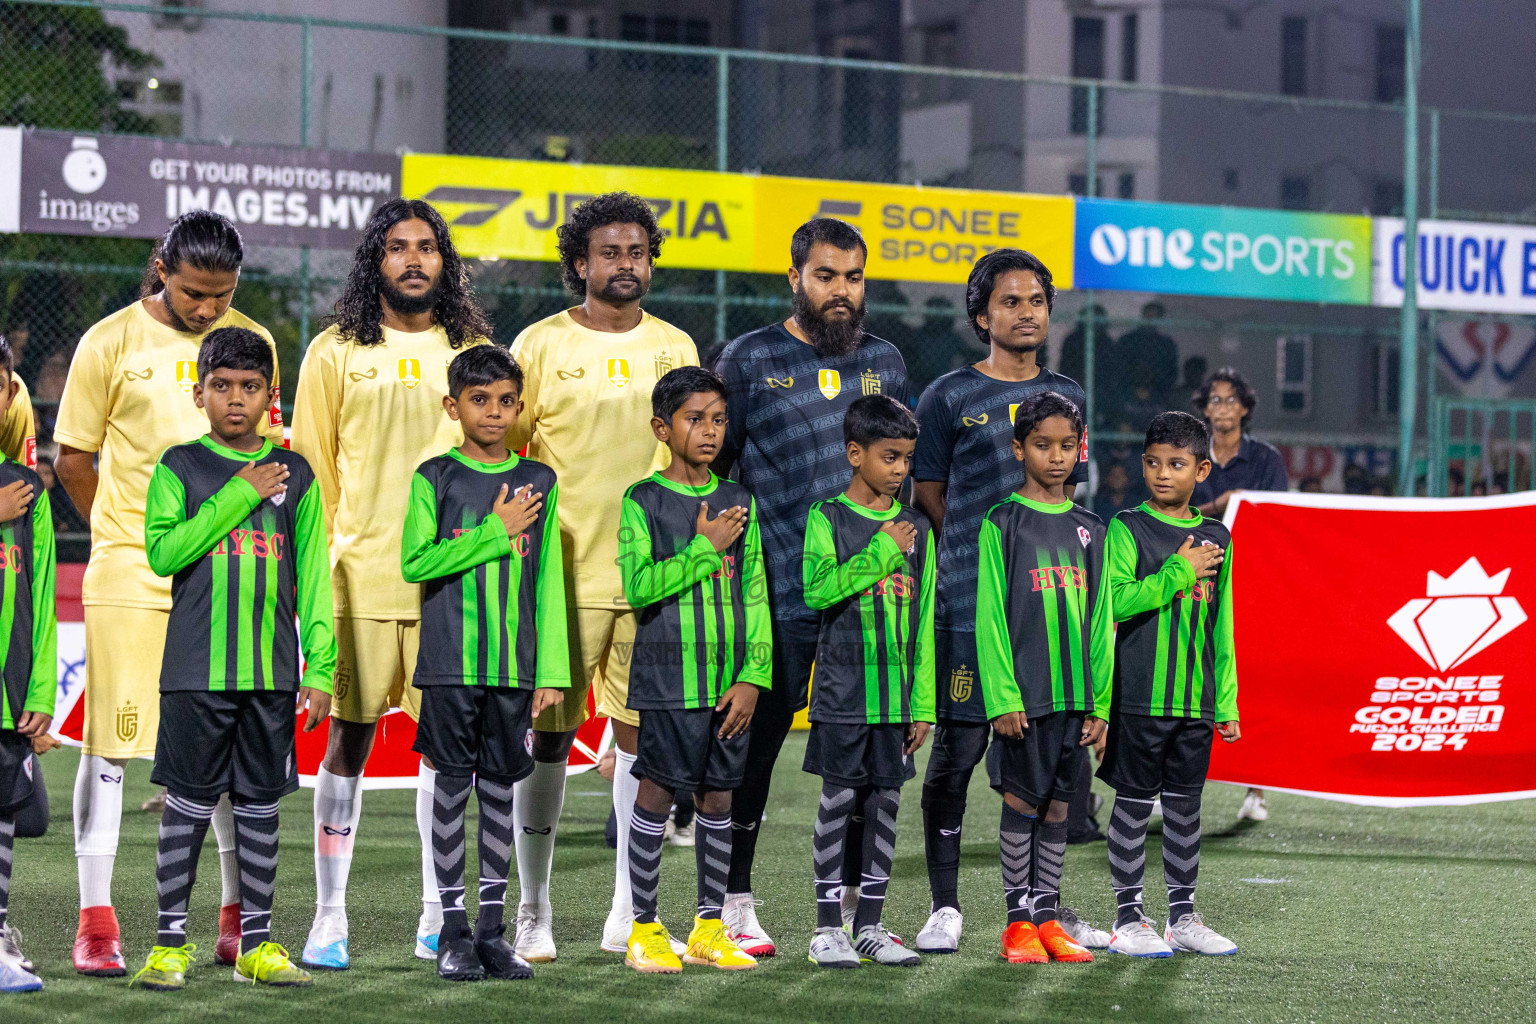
[1097,713,1214,799]
[151,691,299,802]
[632,706,749,792]
[413,686,535,785]
[991,710,1086,806]
[803,721,916,789]
[0,730,37,815]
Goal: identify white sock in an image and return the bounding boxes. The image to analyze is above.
[415,760,442,929]
[73,754,126,910]
[213,793,239,907]
[610,747,639,913]
[513,758,567,909]
[313,767,363,918]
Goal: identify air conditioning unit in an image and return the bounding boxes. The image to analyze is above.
[153,0,206,30]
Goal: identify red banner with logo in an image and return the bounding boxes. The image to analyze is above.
[1210,491,1536,806]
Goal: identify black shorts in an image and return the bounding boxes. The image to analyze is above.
[0,731,37,815]
[933,629,989,723]
[992,711,1087,806]
[632,707,749,792]
[1097,713,1214,800]
[803,721,916,789]
[413,686,535,785]
[151,690,299,803]
[921,719,992,805]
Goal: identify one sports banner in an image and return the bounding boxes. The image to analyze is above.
[1211,490,1536,806]
[400,153,1076,286]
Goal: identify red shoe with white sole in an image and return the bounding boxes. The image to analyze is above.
[73,906,127,977]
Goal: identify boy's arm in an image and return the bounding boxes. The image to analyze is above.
[737,498,772,689]
[25,490,57,715]
[910,528,937,723]
[1213,543,1238,722]
[1105,517,1194,620]
[975,517,1023,717]
[293,480,338,696]
[399,472,512,583]
[533,484,572,689]
[144,461,262,577]
[802,507,904,610]
[1087,532,1115,717]
[618,495,721,607]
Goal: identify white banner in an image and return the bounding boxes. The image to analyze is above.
[1374,217,1536,315]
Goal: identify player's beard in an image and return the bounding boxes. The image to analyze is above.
[592,272,648,305]
[159,289,196,333]
[381,272,442,316]
[793,284,865,359]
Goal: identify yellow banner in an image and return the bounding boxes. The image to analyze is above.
[402,154,1074,287]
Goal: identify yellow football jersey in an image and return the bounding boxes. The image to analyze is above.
[0,378,37,467]
[509,309,698,608]
[289,323,484,620]
[53,300,282,609]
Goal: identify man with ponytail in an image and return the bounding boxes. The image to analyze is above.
[52,210,284,976]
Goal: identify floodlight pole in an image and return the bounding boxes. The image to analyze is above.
[1396,0,1421,495]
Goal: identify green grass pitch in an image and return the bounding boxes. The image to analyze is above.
[3,739,1532,1023]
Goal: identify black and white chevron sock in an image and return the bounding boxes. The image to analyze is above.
[156,792,216,948]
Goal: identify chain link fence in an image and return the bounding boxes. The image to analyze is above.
[4,0,1536,545]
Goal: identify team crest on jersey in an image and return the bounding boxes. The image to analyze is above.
[1009,403,1020,423]
[270,487,286,507]
[398,358,422,390]
[961,413,989,428]
[860,369,882,396]
[766,376,794,388]
[175,360,197,393]
[655,354,675,378]
[949,664,974,703]
[818,369,841,400]
[608,358,631,389]
[115,700,138,742]
[1077,526,1092,548]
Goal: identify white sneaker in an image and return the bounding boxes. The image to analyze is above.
[1058,907,1111,949]
[722,892,775,957]
[0,923,33,972]
[1165,913,1237,955]
[301,909,350,970]
[414,903,443,960]
[601,904,685,955]
[839,888,904,944]
[851,924,920,966]
[807,926,859,969]
[668,820,696,847]
[1107,915,1174,958]
[1238,790,1269,822]
[513,902,557,963]
[914,907,963,953]
[0,943,42,993]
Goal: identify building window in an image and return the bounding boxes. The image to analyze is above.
[550,13,568,34]
[1118,171,1135,199]
[1223,168,1239,191]
[1376,24,1406,102]
[842,51,874,148]
[1371,178,1403,216]
[1372,340,1400,417]
[1068,173,1089,197]
[1121,13,1139,82]
[1277,335,1313,418]
[1281,16,1307,96]
[1280,174,1312,211]
[1070,16,1106,135]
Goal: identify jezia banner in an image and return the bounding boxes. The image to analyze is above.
[1211,490,1536,806]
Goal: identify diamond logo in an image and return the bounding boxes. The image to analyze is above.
[1386,557,1527,671]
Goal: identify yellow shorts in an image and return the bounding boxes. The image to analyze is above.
[82,605,169,759]
[538,605,638,732]
[332,618,423,725]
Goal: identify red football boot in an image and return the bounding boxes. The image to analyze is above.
[215,902,242,966]
[1037,919,1094,962]
[1000,920,1048,964]
[74,905,127,976]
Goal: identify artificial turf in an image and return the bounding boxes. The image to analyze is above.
[4,740,1532,1023]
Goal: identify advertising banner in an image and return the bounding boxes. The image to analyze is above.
[1373,217,1536,315]
[1210,490,1536,806]
[401,154,1076,286]
[17,128,398,247]
[1074,198,1371,304]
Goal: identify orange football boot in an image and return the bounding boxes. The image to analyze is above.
[1038,919,1094,962]
[1001,921,1048,964]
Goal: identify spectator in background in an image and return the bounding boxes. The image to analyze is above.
[1299,476,1324,493]
[1344,463,1373,495]
[1180,355,1208,396]
[1192,366,1286,825]
[1370,476,1394,496]
[1057,303,1114,424]
[37,456,89,534]
[1093,462,1141,520]
[35,350,70,403]
[1115,301,1180,418]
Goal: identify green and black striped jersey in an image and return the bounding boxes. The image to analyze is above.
[1106,504,1236,721]
[0,457,56,732]
[145,437,336,694]
[802,494,935,725]
[976,495,1113,720]
[402,450,570,690]
[620,472,770,709]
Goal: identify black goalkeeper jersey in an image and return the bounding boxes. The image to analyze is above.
[0,457,56,732]
[402,450,570,690]
[714,323,909,626]
[1106,504,1236,721]
[802,494,935,726]
[144,437,335,694]
[976,494,1113,720]
[915,365,1088,633]
[619,472,771,710]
